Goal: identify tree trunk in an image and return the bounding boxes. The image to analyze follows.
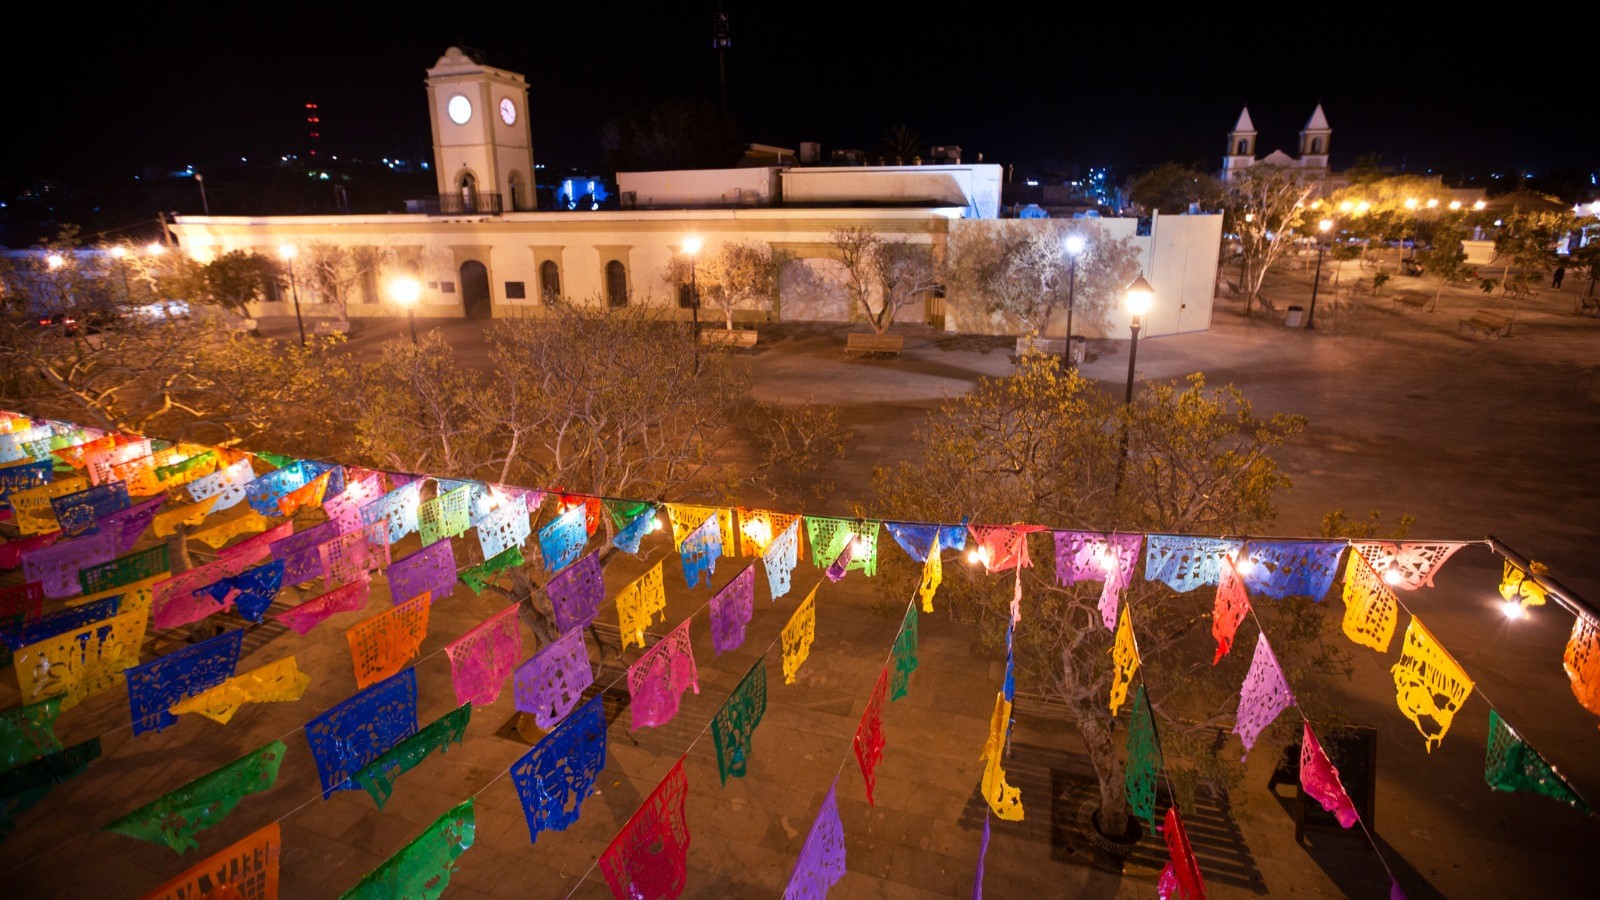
[507,565,558,645]
[1078,710,1131,839]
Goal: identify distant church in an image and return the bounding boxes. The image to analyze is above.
[1220,105,1332,182]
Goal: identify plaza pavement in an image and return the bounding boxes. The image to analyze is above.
[3,264,1599,898]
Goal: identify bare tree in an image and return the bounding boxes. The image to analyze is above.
[944,221,1140,339]
[662,240,783,331]
[1222,165,1318,316]
[831,227,940,335]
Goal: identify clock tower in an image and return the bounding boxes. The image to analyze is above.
[425,47,536,212]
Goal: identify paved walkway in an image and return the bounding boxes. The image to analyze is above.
[5,265,1599,898]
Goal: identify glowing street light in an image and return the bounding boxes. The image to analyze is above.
[147,242,166,256]
[1114,274,1154,492]
[388,275,422,345]
[45,253,64,270]
[1449,200,1462,211]
[278,243,306,346]
[1307,218,1334,330]
[1063,233,1086,367]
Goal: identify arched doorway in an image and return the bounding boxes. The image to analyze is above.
[508,171,527,212]
[460,261,491,318]
[458,172,478,213]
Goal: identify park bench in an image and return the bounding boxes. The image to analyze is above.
[845,332,904,356]
[1579,294,1599,316]
[312,319,352,336]
[1392,294,1429,313]
[1016,336,1066,356]
[699,328,758,349]
[1256,295,1280,318]
[1458,310,1510,338]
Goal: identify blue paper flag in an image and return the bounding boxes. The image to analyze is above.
[0,459,53,511]
[125,629,244,736]
[198,559,286,623]
[1238,540,1346,601]
[510,694,606,843]
[1003,620,1016,704]
[680,513,722,589]
[244,460,341,516]
[50,482,130,533]
[1143,534,1244,593]
[1,597,121,652]
[613,506,656,555]
[538,505,588,573]
[885,523,940,563]
[305,668,419,799]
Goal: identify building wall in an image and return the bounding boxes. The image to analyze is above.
[781,165,1003,219]
[617,168,782,208]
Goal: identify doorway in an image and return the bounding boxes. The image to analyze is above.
[460,261,491,319]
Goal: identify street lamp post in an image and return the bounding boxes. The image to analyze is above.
[683,236,703,372]
[1063,233,1086,367]
[389,275,422,345]
[278,244,306,346]
[1114,274,1154,493]
[109,245,132,303]
[195,173,210,216]
[1306,218,1333,330]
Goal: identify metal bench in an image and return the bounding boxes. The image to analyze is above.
[844,332,904,356]
[1458,310,1511,337]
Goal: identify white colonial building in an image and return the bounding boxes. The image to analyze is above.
[169,48,1224,340]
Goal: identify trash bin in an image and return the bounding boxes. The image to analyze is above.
[1285,305,1304,327]
[1069,335,1086,365]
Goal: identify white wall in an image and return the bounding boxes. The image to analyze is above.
[781,165,1003,219]
[616,168,782,208]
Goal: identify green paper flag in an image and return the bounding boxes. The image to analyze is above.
[1124,684,1161,828]
[712,658,768,785]
[155,450,217,481]
[603,498,651,530]
[102,740,286,854]
[78,544,170,595]
[0,696,65,775]
[1485,710,1589,813]
[341,798,476,900]
[890,604,919,701]
[0,738,101,839]
[255,451,297,469]
[352,704,471,810]
[458,545,524,595]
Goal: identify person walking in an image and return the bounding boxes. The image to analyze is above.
[1553,265,1566,289]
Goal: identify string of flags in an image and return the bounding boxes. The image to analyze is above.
[0,409,1596,899]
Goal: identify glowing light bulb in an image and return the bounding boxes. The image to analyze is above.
[968,546,991,567]
[1094,546,1116,573]
[1382,566,1403,586]
[1234,557,1256,577]
[647,514,663,533]
[1501,600,1526,620]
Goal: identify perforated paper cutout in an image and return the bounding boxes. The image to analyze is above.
[710,564,756,654]
[102,739,285,853]
[1485,710,1589,812]
[680,511,723,589]
[1350,541,1464,590]
[885,521,945,563]
[2,597,119,653]
[474,494,530,561]
[1563,615,1600,717]
[538,503,588,573]
[386,538,456,606]
[598,757,689,900]
[1498,560,1548,609]
[1234,632,1294,759]
[361,481,423,544]
[153,495,219,539]
[141,821,280,900]
[666,504,734,552]
[190,510,272,550]
[277,468,333,517]
[511,694,606,843]
[304,667,418,799]
[168,656,311,725]
[324,473,383,531]
[351,703,470,810]
[854,666,889,806]
[979,692,1023,821]
[125,629,243,736]
[198,560,285,624]
[1391,617,1474,753]
[1340,549,1399,653]
[1238,540,1345,600]
[1055,531,1144,629]
[276,579,370,636]
[436,479,493,521]
[0,459,54,513]
[13,606,148,710]
[445,605,521,707]
[628,618,699,731]
[459,544,523,595]
[1109,605,1139,716]
[1211,556,1251,664]
[555,494,601,537]
[514,628,593,729]
[187,458,255,513]
[612,505,657,555]
[617,561,667,652]
[763,519,800,601]
[739,508,802,557]
[0,696,64,774]
[918,542,943,614]
[419,485,473,546]
[323,523,389,589]
[712,657,767,784]
[1125,685,1160,827]
[805,517,881,575]
[548,551,605,634]
[99,494,165,555]
[243,460,317,516]
[824,537,854,582]
[1300,722,1359,827]
[891,604,919,701]
[342,799,475,900]
[23,529,116,598]
[785,780,845,900]
[1144,534,1243,593]
[1159,806,1206,900]
[347,594,431,690]
[50,481,130,535]
[968,524,1040,573]
[782,585,817,685]
[10,475,89,535]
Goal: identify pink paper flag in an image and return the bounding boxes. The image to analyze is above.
[275,578,370,635]
[445,605,522,707]
[627,618,699,730]
[1299,722,1359,828]
[1234,631,1294,759]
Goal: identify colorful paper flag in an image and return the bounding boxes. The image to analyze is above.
[1144,535,1243,593]
[1126,684,1161,828]
[1235,631,1295,759]
[475,493,530,561]
[1341,548,1399,653]
[738,508,802,557]
[1484,710,1589,812]
[23,528,116,598]
[599,757,689,900]
[628,618,699,730]
[617,561,667,652]
[548,551,605,634]
[712,657,767,785]
[781,585,817,685]
[140,821,280,900]
[386,538,456,606]
[763,519,800,601]
[187,457,256,513]
[538,503,588,573]
[1159,805,1206,900]
[710,564,756,654]
[1,596,121,652]
[1563,615,1600,717]
[854,667,890,806]
[197,560,285,624]
[125,629,243,736]
[918,541,942,613]
[1236,540,1345,600]
[351,704,471,810]
[275,579,370,636]
[514,628,593,730]
[168,656,311,725]
[784,780,845,900]
[680,511,723,589]
[458,544,524,595]
[340,799,475,900]
[13,606,148,710]
[1350,540,1463,590]
[304,668,418,799]
[967,523,1040,573]
[347,593,431,690]
[1391,617,1474,753]
[806,517,881,576]
[445,605,521,707]
[102,740,285,853]
[612,504,657,555]
[1211,556,1251,663]
[1300,722,1359,827]
[511,694,606,843]
[890,604,919,701]
[361,480,422,544]
[1109,605,1139,716]
[78,544,169,597]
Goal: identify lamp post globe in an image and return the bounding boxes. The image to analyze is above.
[388,275,423,345]
[1115,274,1154,492]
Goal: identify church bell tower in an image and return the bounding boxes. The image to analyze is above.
[425,47,536,212]
[1299,104,1332,175]
[1222,107,1257,181]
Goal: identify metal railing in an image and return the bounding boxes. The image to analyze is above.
[410,192,504,215]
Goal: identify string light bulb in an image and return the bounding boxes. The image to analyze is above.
[1382,565,1404,586]
[1501,600,1527,620]
[967,546,991,567]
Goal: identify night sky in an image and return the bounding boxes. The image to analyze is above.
[8,4,1593,185]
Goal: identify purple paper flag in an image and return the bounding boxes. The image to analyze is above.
[272,519,345,584]
[547,551,605,634]
[785,781,846,900]
[1235,631,1295,758]
[99,496,166,554]
[387,538,456,606]
[973,812,990,900]
[824,537,854,583]
[445,605,522,707]
[710,565,757,654]
[514,628,593,729]
[325,473,383,531]
[23,529,117,598]
[627,618,699,730]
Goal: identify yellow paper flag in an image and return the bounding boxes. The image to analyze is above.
[1498,560,1549,609]
[68,575,169,615]
[1109,605,1139,716]
[665,504,735,553]
[153,495,221,537]
[170,657,311,724]
[980,692,1024,820]
[781,584,818,685]
[9,476,90,535]
[14,607,149,710]
[1341,550,1398,653]
[918,546,942,614]
[1391,617,1474,753]
[616,561,667,652]
[191,511,272,549]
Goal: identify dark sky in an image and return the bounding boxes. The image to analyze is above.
[8,4,1593,185]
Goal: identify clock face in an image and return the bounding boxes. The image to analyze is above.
[447,94,472,125]
[499,98,517,126]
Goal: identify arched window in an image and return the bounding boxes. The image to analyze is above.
[458,172,478,212]
[539,260,562,302]
[1236,139,1248,155]
[604,260,628,307]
